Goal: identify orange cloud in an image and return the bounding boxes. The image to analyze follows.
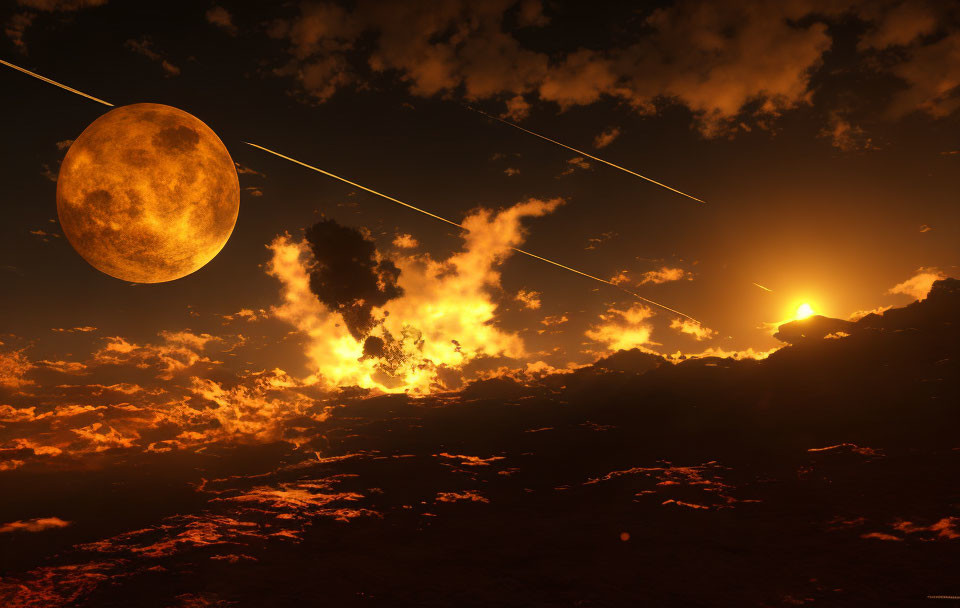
[185,370,332,445]
[37,359,87,374]
[847,305,893,321]
[641,267,688,284]
[665,346,779,362]
[894,517,960,541]
[0,517,71,534]
[593,126,621,149]
[235,162,265,177]
[71,422,139,452]
[269,1,837,137]
[887,267,946,300]
[585,304,656,352]
[0,404,38,422]
[5,438,62,457]
[206,5,237,35]
[539,314,568,328]
[92,331,223,379]
[888,31,960,118]
[501,95,531,121]
[585,231,617,251]
[820,113,877,151]
[857,2,938,51]
[392,233,418,249]
[221,308,267,323]
[515,289,541,310]
[0,349,34,388]
[609,270,631,286]
[669,318,716,341]
[611,266,690,287]
[560,156,591,175]
[268,198,563,392]
[435,490,489,504]
[0,361,339,461]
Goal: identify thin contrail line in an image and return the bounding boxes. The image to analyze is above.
[0,58,701,323]
[0,59,113,107]
[245,141,701,324]
[752,282,773,292]
[466,106,705,204]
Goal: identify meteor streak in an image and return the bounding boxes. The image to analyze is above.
[245,141,702,324]
[466,106,705,204]
[0,59,113,107]
[0,58,702,323]
[752,282,773,292]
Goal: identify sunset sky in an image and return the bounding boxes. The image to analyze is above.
[1,0,958,394]
[2,4,960,605]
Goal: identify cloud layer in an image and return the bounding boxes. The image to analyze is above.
[264,1,960,136]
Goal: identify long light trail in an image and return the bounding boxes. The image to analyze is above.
[0,57,703,324]
[0,59,113,107]
[466,106,705,204]
[244,142,702,324]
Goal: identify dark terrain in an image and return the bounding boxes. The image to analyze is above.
[1,279,958,607]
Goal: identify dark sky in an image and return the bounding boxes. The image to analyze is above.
[1,0,958,390]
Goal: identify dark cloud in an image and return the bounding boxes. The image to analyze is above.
[206,5,237,35]
[774,315,856,344]
[4,12,34,51]
[888,30,960,118]
[125,37,180,77]
[262,1,960,137]
[304,219,403,340]
[7,0,107,52]
[16,0,106,9]
[1,279,958,605]
[266,0,834,135]
[819,113,878,151]
[776,277,959,345]
[266,0,832,133]
[235,162,265,178]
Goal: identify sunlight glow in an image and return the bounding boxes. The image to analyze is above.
[795,303,815,319]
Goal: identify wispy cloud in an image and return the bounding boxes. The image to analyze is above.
[593,127,621,149]
[206,5,237,35]
[125,37,180,77]
[515,289,541,310]
[888,267,946,300]
[585,304,656,353]
[670,318,716,341]
[0,517,71,534]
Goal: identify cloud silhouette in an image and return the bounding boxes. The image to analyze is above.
[304,219,404,340]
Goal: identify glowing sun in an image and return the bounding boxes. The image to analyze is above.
[57,103,239,283]
[795,303,815,320]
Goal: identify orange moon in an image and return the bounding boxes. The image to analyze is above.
[56,103,239,283]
